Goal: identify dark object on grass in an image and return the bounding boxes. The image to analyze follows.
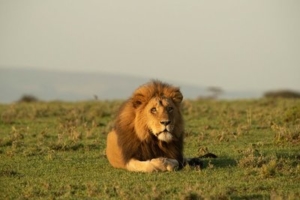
[186,153,218,168]
[198,153,218,158]
[187,158,204,168]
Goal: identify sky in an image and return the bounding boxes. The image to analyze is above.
[0,0,299,92]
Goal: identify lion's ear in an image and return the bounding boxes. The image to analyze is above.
[131,93,145,108]
[172,89,183,104]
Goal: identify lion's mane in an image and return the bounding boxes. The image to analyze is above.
[112,80,185,168]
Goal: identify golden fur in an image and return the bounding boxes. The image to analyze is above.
[106,80,185,172]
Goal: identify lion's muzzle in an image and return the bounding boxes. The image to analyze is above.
[156,130,173,142]
[160,120,171,126]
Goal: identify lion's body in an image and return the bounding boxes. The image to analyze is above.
[106,80,185,172]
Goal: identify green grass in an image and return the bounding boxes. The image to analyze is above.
[0,99,299,199]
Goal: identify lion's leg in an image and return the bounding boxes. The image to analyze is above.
[106,130,126,169]
[126,158,179,172]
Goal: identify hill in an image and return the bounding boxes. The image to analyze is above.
[0,68,260,103]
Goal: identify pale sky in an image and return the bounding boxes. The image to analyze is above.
[1,0,299,92]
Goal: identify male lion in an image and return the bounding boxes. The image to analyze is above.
[106,80,184,172]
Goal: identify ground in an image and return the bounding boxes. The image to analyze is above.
[0,99,299,199]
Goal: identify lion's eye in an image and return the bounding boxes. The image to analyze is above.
[150,107,157,113]
[167,107,173,112]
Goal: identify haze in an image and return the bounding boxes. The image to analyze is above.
[0,1,299,93]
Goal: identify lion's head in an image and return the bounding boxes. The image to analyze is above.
[130,80,184,143]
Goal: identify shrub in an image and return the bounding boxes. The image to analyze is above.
[17,95,39,103]
[264,90,300,99]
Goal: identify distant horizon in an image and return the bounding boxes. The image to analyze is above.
[2,66,289,92]
[2,67,299,104]
[1,65,298,92]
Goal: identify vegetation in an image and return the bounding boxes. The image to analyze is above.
[0,99,299,199]
[17,95,40,103]
[264,90,300,99]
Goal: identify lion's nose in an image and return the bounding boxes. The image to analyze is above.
[160,120,171,126]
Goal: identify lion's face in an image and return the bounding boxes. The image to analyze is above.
[142,97,180,142]
[129,81,183,143]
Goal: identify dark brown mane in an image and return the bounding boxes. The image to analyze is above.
[115,122,184,168]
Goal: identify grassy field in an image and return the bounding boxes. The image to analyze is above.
[0,98,299,199]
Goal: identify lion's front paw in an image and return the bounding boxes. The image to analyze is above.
[150,158,179,171]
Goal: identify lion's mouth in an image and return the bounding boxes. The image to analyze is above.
[154,129,173,142]
[156,128,170,135]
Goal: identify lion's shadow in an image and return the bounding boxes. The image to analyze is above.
[187,157,237,169]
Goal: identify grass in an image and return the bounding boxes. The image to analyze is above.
[0,98,299,199]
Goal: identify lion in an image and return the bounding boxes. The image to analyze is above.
[106,80,185,172]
